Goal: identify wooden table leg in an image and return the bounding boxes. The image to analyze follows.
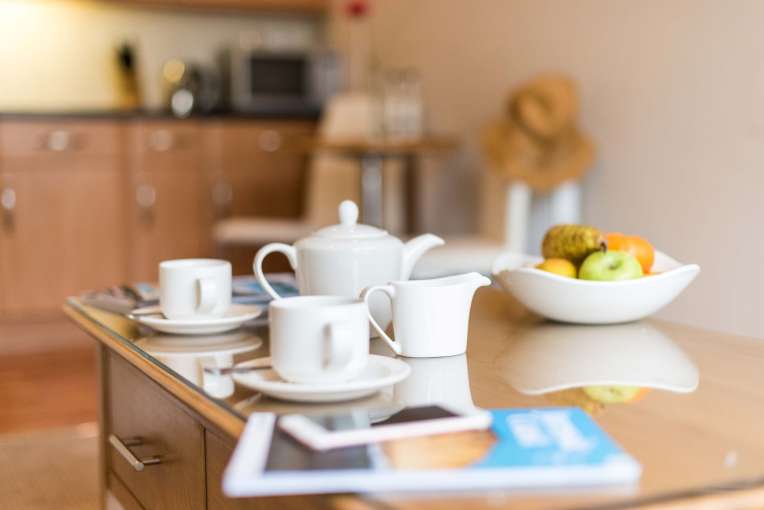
[97,342,109,510]
[359,155,384,227]
[403,154,418,234]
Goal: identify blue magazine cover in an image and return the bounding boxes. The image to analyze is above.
[223,407,641,497]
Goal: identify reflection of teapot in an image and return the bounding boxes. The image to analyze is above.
[254,200,444,330]
[499,322,699,395]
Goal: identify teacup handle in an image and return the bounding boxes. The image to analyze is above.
[197,277,218,314]
[360,285,401,355]
[253,243,297,300]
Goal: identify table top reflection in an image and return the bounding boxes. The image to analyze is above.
[66,288,764,509]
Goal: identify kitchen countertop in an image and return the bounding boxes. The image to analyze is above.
[0,109,321,121]
[65,286,764,510]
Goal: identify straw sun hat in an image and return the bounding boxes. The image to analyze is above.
[482,74,595,191]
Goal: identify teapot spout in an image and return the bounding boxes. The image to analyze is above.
[401,233,445,280]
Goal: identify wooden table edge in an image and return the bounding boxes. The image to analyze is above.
[333,484,764,510]
[63,303,245,438]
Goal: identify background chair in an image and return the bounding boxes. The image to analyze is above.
[412,180,581,278]
[413,74,592,278]
[213,94,375,265]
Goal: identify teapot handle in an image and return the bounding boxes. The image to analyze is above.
[253,243,297,300]
[360,285,401,355]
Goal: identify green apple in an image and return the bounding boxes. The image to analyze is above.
[578,250,643,281]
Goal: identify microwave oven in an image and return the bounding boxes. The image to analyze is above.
[226,49,341,115]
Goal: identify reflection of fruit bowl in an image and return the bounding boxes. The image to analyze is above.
[492,250,700,324]
[498,321,699,394]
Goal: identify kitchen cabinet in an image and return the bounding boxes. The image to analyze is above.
[205,120,313,220]
[109,0,327,14]
[128,121,213,282]
[0,121,127,316]
[0,116,314,318]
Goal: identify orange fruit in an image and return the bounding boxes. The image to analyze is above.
[606,232,655,273]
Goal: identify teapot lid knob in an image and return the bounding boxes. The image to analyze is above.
[339,200,359,226]
[312,200,386,239]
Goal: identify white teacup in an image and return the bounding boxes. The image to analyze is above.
[159,259,232,320]
[269,296,369,384]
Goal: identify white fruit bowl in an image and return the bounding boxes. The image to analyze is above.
[491,250,700,325]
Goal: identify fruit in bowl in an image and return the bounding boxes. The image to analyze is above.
[491,224,700,324]
[578,250,643,281]
[535,258,577,278]
[539,225,656,282]
[606,232,655,274]
[542,225,605,265]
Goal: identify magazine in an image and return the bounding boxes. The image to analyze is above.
[223,407,641,497]
[78,273,299,315]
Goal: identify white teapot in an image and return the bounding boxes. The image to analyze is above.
[253,200,444,331]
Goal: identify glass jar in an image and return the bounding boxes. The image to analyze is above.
[381,69,424,140]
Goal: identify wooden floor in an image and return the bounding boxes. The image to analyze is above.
[0,425,99,510]
[0,317,98,434]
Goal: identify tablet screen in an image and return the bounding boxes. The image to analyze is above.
[308,406,458,432]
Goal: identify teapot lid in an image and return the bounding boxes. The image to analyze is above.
[313,201,388,240]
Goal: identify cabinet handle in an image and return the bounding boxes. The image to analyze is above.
[258,130,282,152]
[135,184,156,224]
[148,129,177,152]
[212,179,233,218]
[109,434,162,472]
[44,130,76,152]
[1,186,16,232]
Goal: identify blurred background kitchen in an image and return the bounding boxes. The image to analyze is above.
[1,0,764,505]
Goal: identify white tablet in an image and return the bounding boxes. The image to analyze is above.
[278,404,492,451]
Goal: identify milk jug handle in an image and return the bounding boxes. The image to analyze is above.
[253,243,297,300]
[360,285,401,355]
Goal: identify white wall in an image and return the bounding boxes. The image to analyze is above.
[330,0,764,338]
[0,0,322,111]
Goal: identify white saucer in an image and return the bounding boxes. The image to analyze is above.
[130,305,263,335]
[232,355,411,403]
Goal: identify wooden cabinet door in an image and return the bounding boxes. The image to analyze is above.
[205,430,325,510]
[0,121,126,315]
[205,121,314,221]
[129,121,213,281]
[108,352,205,510]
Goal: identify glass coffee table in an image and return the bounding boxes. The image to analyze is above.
[65,287,764,510]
